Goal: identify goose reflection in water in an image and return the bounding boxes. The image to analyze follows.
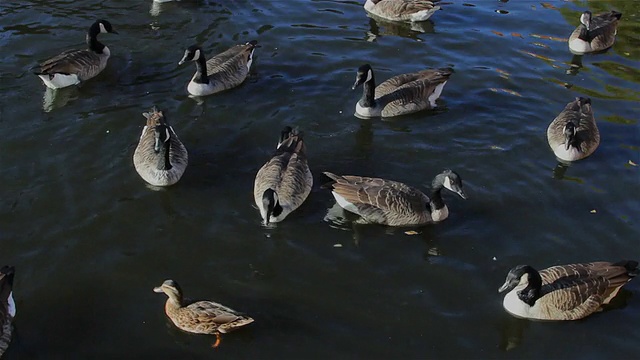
[42,86,80,112]
[565,54,583,76]
[365,17,435,42]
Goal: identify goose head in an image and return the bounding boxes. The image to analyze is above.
[142,108,171,152]
[153,279,184,304]
[433,170,467,199]
[178,45,204,65]
[498,265,542,306]
[92,19,118,35]
[562,122,577,151]
[352,64,374,90]
[580,11,592,30]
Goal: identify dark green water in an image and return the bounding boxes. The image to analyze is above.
[1,0,639,358]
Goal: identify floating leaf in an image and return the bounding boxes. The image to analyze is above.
[521,50,555,62]
[333,243,343,247]
[530,34,567,42]
[541,2,557,9]
[511,32,523,38]
[629,160,638,166]
[405,230,419,235]
[489,88,522,97]
[490,145,505,150]
[590,209,597,214]
[491,30,504,36]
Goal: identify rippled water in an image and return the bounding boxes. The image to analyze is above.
[1,0,639,358]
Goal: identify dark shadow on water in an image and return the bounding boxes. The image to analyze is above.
[565,54,583,76]
[498,315,529,351]
[552,161,570,180]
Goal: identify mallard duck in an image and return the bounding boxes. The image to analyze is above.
[254,127,313,226]
[34,20,118,89]
[568,10,622,54]
[153,280,254,347]
[322,169,466,226]
[498,261,638,321]
[352,64,452,118]
[364,0,440,22]
[547,97,599,162]
[133,107,188,186]
[178,41,257,97]
[0,266,16,357]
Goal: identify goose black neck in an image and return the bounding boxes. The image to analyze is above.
[578,25,590,41]
[155,139,173,171]
[262,189,283,222]
[517,266,542,306]
[193,55,209,84]
[359,76,376,108]
[86,32,106,54]
[429,185,445,211]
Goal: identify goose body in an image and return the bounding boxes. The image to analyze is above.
[547,97,599,162]
[133,107,188,187]
[499,261,638,321]
[178,41,257,97]
[0,266,16,357]
[34,20,117,89]
[254,127,313,225]
[352,64,452,118]
[569,11,622,54]
[364,0,440,22]
[323,170,466,226]
[154,280,253,347]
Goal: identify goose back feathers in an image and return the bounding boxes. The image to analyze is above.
[34,20,118,89]
[323,169,466,226]
[0,266,15,357]
[499,261,638,321]
[153,280,254,346]
[178,41,257,96]
[353,64,453,118]
[547,97,599,162]
[133,107,188,186]
[254,127,313,225]
[364,0,440,22]
[569,10,622,54]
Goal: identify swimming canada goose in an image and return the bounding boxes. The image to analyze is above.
[178,41,257,97]
[133,107,188,187]
[0,266,16,357]
[254,127,312,226]
[34,20,118,89]
[498,261,638,321]
[154,280,254,348]
[568,10,622,54]
[352,64,453,118]
[322,169,466,226]
[364,0,440,23]
[547,97,599,162]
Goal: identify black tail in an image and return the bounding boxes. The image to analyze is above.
[612,260,639,276]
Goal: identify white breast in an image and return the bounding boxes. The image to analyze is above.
[502,289,532,319]
[553,144,582,162]
[39,73,80,89]
[355,102,381,118]
[187,81,214,96]
[430,205,448,222]
[568,38,591,54]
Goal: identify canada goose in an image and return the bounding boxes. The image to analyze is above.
[322,169,466,226]
[0,266,16,357]
[568,10,622,54]
[364,0,440,23]
[254,127,312,226]
[498,261,639,321]
[178,41,257,97]
[352,64,452,118]
[34,20,118,89]
[133,107,188,187]
[547,97,599,162]
[154,280,254,348]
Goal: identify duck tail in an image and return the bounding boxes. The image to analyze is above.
[612,260,639,276]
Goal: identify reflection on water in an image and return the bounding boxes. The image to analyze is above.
[565,54,583,76]
[498,315,529,351]
[42,86,80,112]
[552,161,570,180]
[365,16,435,42]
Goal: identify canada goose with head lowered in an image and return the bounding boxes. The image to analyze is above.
[254,127,312,226]
[499,261,638,321]
[178,41,257,97]
[352,64,452,118]
[547,97,599,162]
[34,20,118,89]
[133,107,188,187]
[153,280,254,348]
[569,10,622,54]
[0,266,16,357]
[323,170,466,226]
[364,0,440,23]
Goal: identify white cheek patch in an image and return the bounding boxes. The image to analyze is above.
[99,22,107,33]
[193,49,201,61]
[164,129,171,142]
[443,176,453,191]
[8,291,16,317]
[365,69,373,82]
